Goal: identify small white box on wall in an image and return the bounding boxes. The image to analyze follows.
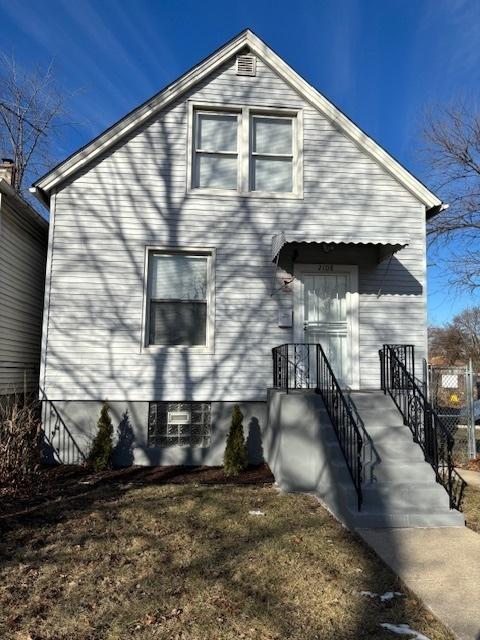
[278,309,293,328]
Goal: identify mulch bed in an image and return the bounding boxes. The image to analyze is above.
[0,463,274,520]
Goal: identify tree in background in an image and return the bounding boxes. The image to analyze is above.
[88,402,114,471]
[423,103,480,290]
[224,404,248,476]
[0,53,71,197]
[429,306,480,367]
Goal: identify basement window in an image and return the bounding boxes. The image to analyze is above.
[148,401,212,447]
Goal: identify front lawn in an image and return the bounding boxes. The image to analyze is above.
[0,469,453,640]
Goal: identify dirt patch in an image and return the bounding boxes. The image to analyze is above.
[0,464,274,521]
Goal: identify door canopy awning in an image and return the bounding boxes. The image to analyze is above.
[271,231,409,264]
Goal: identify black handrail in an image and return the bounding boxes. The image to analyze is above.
[272,343,363,510]
[272,343,314,391]
[380,344,466,510]
[315,345,363,511]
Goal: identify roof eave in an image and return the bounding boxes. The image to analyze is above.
[29,185,50,209]
[426,202,449,220]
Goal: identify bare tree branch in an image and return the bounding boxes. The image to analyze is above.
[0,52,73,198]
[423,103,480,290]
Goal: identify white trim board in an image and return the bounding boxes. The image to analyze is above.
[31,29,442,212]
[293,263,360,390]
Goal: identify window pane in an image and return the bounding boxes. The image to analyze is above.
[149,255,207,300]
[197,113,237,152]
[253,117,292,155]
[194,153,237,190]
[148,401,211,448]
[149,301,207,346]
[252,157,293,192]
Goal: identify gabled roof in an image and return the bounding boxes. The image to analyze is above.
[31,29,443,213]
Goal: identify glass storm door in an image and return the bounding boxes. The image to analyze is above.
[303,273,349,383]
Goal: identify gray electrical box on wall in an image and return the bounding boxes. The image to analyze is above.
[278,309,293,327]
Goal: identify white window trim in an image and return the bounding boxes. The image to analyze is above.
[141,246,216,354]
[186,101,303,199]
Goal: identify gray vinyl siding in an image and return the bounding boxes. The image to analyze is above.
[43,55,427,400]
[0,197,48,394]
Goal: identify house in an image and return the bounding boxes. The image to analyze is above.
[0,161,48,396]
[32,30,464,527]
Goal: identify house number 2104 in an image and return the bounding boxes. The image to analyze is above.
[318,265,333,272]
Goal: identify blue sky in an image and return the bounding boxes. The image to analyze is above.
[0,0,478,324]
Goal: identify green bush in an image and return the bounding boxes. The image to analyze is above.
[224,404,248,476]
[88,402,113,471]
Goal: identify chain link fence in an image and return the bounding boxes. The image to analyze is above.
[427,362,479,466]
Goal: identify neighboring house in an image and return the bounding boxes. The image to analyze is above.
[32,30,463,527]
[0,161,48,396]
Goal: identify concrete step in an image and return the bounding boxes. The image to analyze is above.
[325,434,426,463]
[327,478,464,528]
[366,437,426,462]
[364,425,414,441]
[362,460,436,484]
[360,482,451,511]
[322,426,416,450]
[348,391,404,427]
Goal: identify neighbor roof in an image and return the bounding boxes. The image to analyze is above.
[31,29,443,213]
[0,179,48,231]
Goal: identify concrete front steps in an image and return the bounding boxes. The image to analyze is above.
[264,388,464,529]
[335,391,465,528]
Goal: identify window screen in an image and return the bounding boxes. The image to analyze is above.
[147,253,208,346]
[148,402,212,447]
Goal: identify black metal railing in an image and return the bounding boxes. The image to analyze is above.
[272,343,363,510]
[380,344,466,510]
[316,345,363,510]
[272,343,315,391]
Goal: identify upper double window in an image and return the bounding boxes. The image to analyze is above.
[191,106,301,196]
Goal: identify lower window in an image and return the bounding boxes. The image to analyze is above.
[148,401,212,447]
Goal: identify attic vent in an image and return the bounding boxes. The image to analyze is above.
[236,55,256,76]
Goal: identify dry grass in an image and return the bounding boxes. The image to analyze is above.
[0,478,454,640]
[463,484,480,533]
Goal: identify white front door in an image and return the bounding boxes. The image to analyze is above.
[294,265,359,388]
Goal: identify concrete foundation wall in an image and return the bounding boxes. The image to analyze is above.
[263,389,354,523]
[42,400,267,467]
